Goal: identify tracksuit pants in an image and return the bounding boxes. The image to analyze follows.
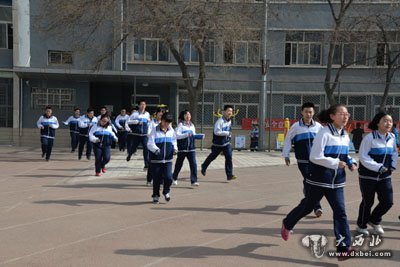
[152,162,173,197]
[41,137,54,160]
[173,151,198,183]
[93,143,111,173]
[202,144,233,179]
[298,163,322,212]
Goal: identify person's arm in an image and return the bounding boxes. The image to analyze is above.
[175,123,188,139]
[36,116,44,129]
[391,137,398,171]
[282,125,296,163]
[63,116,72,126]
[172,130,178,152]
[115,115,123,129]
[359,135,383,172]
[147,130,160,153]
[51,117,59,129]
[110,126,118,142]
[310,131,340,169]
[89,126,100,143]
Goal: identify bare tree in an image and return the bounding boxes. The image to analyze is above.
[37,0,259,123]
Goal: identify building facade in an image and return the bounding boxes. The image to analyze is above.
[1,0,400,146]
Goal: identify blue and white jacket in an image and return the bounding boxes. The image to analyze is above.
[37,115,59,139]
[89,124,118,147]
[212,117,231,147]
[308,123,356,189]
[358,131,398,181]
[282,119,323,163]
[125,110,151,136]
[63,115,81,134]
[176,121,196,153]
[115,114,130,131]
[78,115,98,136]
[147,125,177,164]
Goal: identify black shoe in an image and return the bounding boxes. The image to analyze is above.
[201,165,206,176]
[78,155,82,160]
[71,149,75,153]
[126,155,131,162]
[164,193,171,202]
[46,158,50,162]
[41,152,45,158]
[227,175,237,181]
[86,155,91,160]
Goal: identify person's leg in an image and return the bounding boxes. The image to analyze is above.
[187,151,198,184]
[357,178,377,229]
[146,162,153,183]
[201,146,221,173]
[78,135,85,159]
[172,152,186,181]
[141,136,149,168]
[162,162,173,198]
[369,179,393,225]
[46,138,54,160]
[101,146,111,169]
[152,163,162,198]
[131,135,140,155]
[86,137,93,159]
[298,163,322,213]
[93,145,102,173]
[222,144,233,179]
[72,133,79,151]
[40,137,47,157]
[325,187,351,252]
[283,184,324,231]
[126,134,133,156]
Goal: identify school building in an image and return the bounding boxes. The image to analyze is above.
[1,0,400,147]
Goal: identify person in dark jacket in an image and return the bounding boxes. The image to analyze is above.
[63,107,81,153]
[351,122,364,153]
[36,106,59,161]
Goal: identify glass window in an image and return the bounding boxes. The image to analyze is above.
[158,41,169,61]
[235,42,247,64]
[134,39,144,61]
[0,24,7,48]
[145,40,157,61]
[205,41,215,63]
[180,41,190,62]
[224,42,233,64]
[248,42,260,64]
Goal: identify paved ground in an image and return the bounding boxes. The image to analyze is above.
[0,146,399,267]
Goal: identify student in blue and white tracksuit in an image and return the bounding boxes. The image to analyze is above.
[356,112,397,236]
[173,110,201,186]
[282,102,324,217]
[146,107,167,186]
[78,108,98,160]
[201,105,236,181]
[147,112,177,203]
[89,114,118,176]
[281,104,357,259]
[36,106,59,161]
[97,106,117,148]
[115,108,129,151]
[63,107,81,152]
[125,100,151,169]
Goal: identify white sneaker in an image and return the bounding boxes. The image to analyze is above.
[172,180,178,186]
[356,226,369,236]
[146,181,152,186]
[314,209,323,218]
[164,193,171,202]
[368,222,384,235]
[152,196,159,203]
[191,182,200,186]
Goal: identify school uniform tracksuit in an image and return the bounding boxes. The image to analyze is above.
[173,122,198,184]
[64,115,81,152]
[357,131,397,229]
[115,114,129,151]
[147,125,177,198]
[36,115,59,160]
[125,111,151,167]
[89,125,118,174]
[202,117,234,180]
[78,116,98,159]
[283,123,356,252]
[282,119,323,213]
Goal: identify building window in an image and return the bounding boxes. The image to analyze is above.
[282,94,323,120]
[178,91,216,126]
[333,43,368,66]
[376,43,400,66]
[129,38,169,62]
[31,88,76,110]
[179,40,215,63]
[222,93,259,126]
[0,23,12,49]
[285,32,322,65]
[48,51,73,65]
[224,41,260,65]
[0,80,12,127]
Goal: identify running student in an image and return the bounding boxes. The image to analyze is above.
[115,108,129,151]
[63,107,81,152]
[89,114,118,176]
[36,106,59,161]
[78,108,97,160]
[173,110,201,186]
[281,104,357,261]
[282,102,323,217]
[201,105,237,181]
[356,112,397,236]
[125,100,151,171]
[147,112,177,203]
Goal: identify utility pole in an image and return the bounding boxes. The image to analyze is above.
[258,0,268,151]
